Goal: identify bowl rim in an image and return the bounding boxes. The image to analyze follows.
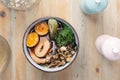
[22,17,79,72]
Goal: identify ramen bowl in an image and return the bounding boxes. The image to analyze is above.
[23,17,79,72]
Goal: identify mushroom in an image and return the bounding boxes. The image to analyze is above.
[60,46,67,51]
[48,60,61,68]
[57,60,66,66]
[66,57,72,62]
[71,51,75,55]
[53,54,59,59]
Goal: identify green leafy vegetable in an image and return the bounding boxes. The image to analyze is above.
[55,23,75,46]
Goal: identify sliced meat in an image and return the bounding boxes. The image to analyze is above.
[30,50,49,64]
[34,38,50,57]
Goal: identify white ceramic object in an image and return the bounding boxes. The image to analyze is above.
[95,35,120,61]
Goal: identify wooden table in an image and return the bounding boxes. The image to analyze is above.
[0,0,120,80]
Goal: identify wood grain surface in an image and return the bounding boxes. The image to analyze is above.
[0,0,120,80]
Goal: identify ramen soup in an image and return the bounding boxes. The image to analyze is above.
[26,18,77,68]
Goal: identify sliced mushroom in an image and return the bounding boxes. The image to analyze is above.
[60,56,65,60]
[34,38,50,57]
[57,60,66,67]
[48,60,61,68]
[53,54,59,59]
[71,51,75,55]
[66,57,72,62]
[60,46,67,51]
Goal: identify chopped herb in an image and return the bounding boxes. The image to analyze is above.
[55,23,75,46]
